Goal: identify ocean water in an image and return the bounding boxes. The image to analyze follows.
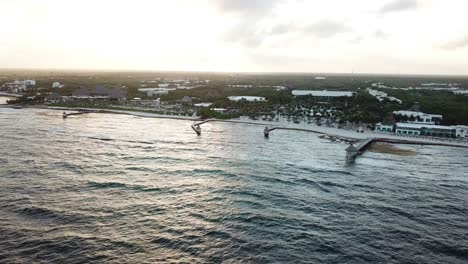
[0,108,467,263]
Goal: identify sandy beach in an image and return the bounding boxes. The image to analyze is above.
[2,104,468,148]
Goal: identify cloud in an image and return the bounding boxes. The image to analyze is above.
[373,29,389,39]
[223,21,264,47]
[441,36,468,50]
[305,20,350,38]
[379,0,418,14]
[217,0,284,48]
[216,0,279,16]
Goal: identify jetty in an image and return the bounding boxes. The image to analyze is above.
[62,111,91,118]
[191,119,212,135]
[345,138,374,162]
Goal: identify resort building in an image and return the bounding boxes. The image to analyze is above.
[375,122,395,133]
[228,96,266,102]
[393,110,443,124]
[368,88,402,104]
[455,126,468,138]
[292,90,354,100]
[395,123,457,138]
[14,80,36,86]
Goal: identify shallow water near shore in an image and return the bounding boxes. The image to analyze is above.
[1,108,467,263]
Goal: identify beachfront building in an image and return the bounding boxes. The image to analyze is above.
[393,110,443,125]
[375,122,395,133]
[455,126,468,138]
[292,90,354,101]
[395,123,457,138]
[228,96,266,102]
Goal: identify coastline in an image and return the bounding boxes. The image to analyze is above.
[2,104,468,148]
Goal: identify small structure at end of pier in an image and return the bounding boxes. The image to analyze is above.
[346,144,359,161]
[264,127,270,138]
[191,124,201,136]
[346,138,375,162]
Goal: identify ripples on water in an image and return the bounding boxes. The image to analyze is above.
[0,108,467,263]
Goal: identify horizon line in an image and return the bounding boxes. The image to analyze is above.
[0,67,467,78]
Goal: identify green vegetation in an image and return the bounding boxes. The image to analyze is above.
[2,70,468,125]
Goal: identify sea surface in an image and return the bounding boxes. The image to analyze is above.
[0,108,467,263]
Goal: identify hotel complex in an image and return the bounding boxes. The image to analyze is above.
[376,110,468,139]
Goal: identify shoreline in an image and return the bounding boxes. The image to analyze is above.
[2,104,468,148]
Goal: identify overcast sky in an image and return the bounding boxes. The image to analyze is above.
[1,0,467,75]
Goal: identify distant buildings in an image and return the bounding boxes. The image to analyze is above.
[138,88,175,96]
[228,96,266,102]
[0,79,36,93]
[52,82,64,88]
[72,86,127,100]
[228,85,253,88]
[453,90,468,96]
[180,96,192,103]
[194,102,213,108]
[20,80,36,86]
[292,90,354,100]
[367,88,402,104]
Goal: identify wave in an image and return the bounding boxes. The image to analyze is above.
[13,206,88,224]
[87,181,171,194]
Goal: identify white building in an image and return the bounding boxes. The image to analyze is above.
[138,88,176,96]
[368,88,402,104]
[228,85,253,88]
[13,80,36,86]
[375,123,394,132]
[292,90,354,99]
[24,80,36,86]
[211,108,227,114]
[194,102,213,108]
[393,111,443,124]
[52,82,63,88]
[453,90,468,96]
[228,96,266,102]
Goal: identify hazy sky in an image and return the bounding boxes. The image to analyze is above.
[1,0,468,74]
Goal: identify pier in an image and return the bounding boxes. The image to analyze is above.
[346,138,375,162]
[62,111,91,119]
[190,119,212,135]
